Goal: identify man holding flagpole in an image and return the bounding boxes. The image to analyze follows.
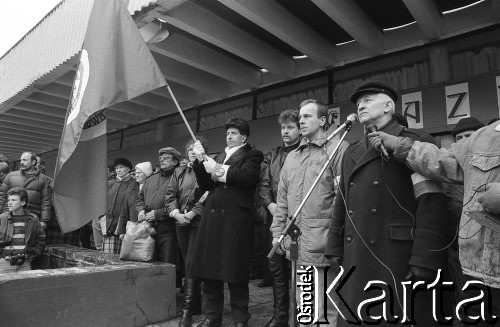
[53,0,166,234]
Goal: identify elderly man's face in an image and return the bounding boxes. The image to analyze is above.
[356,93,392,125]
[226,127,246,149]
[159,153,177,170]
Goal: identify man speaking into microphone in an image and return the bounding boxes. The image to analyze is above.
[271,99,349,326]
[325,81,452,326]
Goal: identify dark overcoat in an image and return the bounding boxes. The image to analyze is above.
[325,120,452,326]
[190,144,263,283]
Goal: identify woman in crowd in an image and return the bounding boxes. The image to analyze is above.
[102,158,137,253]
[165,138,207,327]
[116,161,152,238]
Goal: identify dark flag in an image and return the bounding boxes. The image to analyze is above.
[53,0,166,233]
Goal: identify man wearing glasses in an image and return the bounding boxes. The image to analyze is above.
[136,147,182,263]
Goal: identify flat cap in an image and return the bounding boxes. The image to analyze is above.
[351,80,398,103]
[158,147,182,160]
[452,117,484,137]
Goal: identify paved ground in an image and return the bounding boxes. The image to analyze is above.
[149,279,275,327]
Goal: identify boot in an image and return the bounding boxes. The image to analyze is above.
[264,281,289,327]
[178,278,202,327]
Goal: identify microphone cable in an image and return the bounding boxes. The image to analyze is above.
[332,164,414,326]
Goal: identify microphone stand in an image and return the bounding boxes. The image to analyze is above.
[267,120,354,325]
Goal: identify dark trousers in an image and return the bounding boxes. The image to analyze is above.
[176,224,199,275]
[268,252,290,284]
[262,217,273,279]
[154,231,177,264]
[203,279,250,323]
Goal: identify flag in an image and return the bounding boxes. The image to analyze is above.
[53,0,166,233]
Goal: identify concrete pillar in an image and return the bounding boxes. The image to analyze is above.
[429,46,450,83]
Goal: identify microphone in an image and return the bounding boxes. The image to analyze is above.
[327,113,358,141]
[366,124,389,160]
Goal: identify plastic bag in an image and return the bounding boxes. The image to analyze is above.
[119,221,155,262]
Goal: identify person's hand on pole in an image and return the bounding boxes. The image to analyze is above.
[193,140,206,161]
[203,156,217,174]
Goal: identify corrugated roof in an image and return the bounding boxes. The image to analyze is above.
[0,0,158,108]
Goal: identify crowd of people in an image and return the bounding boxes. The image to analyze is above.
[0,80,499,326]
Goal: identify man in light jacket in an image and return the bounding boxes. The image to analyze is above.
[271,99,348,326]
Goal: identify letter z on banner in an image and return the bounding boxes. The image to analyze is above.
[445,83,470,125]
[401,92,423,129]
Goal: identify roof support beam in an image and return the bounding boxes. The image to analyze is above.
[0,128,60,142]
[4,110,65,125]
[26,93,69,110]
[150,33,261,87]
[160,1,294,78]
[311,0,384,55]
[55,71,76,87]
[0,143,48,153]
[0,121,61,137]
[153,53,232,97]
[403,0,442,39]
[0,134,58,147]
[37,84,71,99]
[0,115,63,131]
[218,0,337,67]
[13,102,67,119]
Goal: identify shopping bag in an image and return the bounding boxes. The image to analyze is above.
[119,221,155,262]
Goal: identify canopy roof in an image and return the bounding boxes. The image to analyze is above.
[0,0,499,159]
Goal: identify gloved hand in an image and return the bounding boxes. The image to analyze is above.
[405,266,436,283]
[477,183,500,214]
[367,131,401,153]
[328,257,342,275]
[202,156,217,174]
[192,140,205,161]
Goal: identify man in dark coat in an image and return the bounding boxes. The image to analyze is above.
[136,147,181,263]
[258,109,301,327]
[191,117,264,327]
[325,81,452,326]
[0,152,52,228]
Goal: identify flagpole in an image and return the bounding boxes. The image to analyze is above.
[166,82,197,143]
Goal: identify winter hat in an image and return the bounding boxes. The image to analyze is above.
[451,117,484,137]
[158,147,182,161]
[113,157,133,170]
[135,161,153,177]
